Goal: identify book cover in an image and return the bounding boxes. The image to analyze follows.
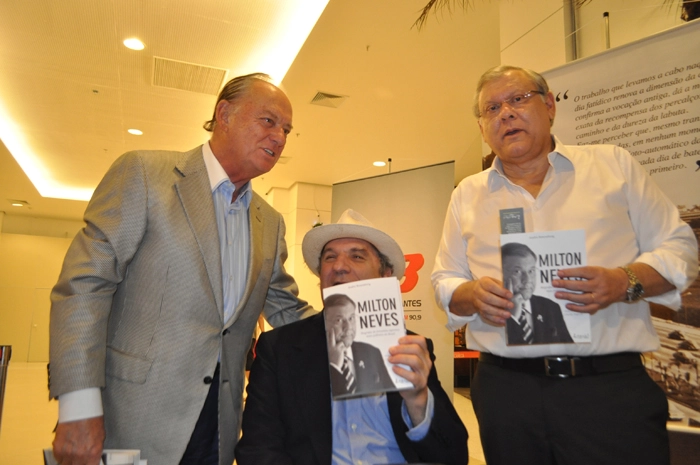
[43,449,145,465]
[500,230,591,345]
[322,277,413,399]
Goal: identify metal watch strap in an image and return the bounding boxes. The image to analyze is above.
[620,266,644,303]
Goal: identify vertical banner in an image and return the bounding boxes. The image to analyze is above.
[332,162,455,396]
[543,21,700,426]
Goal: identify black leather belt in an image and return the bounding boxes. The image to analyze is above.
[479,352,643,378]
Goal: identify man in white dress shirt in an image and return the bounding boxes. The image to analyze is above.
[432,65,698,465]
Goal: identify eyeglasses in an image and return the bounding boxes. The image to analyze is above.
[480,91,544,119]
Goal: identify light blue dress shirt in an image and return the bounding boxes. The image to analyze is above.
[203,143,251,324]
[331,390,435,465]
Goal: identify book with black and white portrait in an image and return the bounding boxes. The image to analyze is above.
[501,230,591,346]
[322,277,413,399]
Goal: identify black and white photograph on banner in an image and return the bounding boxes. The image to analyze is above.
[544,19,700,426]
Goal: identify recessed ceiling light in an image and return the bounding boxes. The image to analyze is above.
[11,202,24,207]
[128,129,143,135]
[123,38,145,50]
[373,161,386,167]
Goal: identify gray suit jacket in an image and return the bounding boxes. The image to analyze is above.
[50,146,314,465]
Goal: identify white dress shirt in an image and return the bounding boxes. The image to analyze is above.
[431,136,698,358]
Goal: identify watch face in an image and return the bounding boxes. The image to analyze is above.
[627,283,644,302]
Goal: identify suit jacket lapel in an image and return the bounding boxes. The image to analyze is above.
[173,146,224,320]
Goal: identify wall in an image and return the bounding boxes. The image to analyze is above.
[498,0,688,74]
[576,0,687,59]
[267,182,333,312]
[0,215,82,363]
[0,229,80,364]
[499,0,568,72]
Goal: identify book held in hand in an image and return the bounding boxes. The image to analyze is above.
[44,449,146,465]
[322,277,413,399]
[501,229,591,345]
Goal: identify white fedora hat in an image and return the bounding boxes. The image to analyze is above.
[302,209,405,279]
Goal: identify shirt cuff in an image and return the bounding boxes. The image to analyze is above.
[434,277,466,312]
[401,389,434,441]
[58,388,103,423]
[446,311,476,332]
[634,255,686,310]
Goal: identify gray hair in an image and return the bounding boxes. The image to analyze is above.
[473,65,550,119]
[202,72,274,132]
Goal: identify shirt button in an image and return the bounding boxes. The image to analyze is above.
[351,424,357,431]
[203,376,213,384]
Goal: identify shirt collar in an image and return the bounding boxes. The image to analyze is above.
[202,141,252,205]
[486,134,574,191]
[202,141,229,191]
[548,135,575,171]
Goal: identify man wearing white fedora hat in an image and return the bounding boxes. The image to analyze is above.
[236,209,468,465]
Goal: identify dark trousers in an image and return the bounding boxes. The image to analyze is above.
[471,361,670,465]
[179,364,220,465]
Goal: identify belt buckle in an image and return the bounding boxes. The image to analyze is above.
[544,356,579,378]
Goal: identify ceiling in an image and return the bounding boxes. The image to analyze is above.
[0,0,501,222]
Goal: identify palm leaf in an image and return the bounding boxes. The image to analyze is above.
[414,0,591,31]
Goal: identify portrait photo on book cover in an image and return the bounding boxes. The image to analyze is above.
[324,293,398,397]
[500,235,591,345]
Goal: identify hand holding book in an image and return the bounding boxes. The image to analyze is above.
[323,277,413,399]
[388,334,432,425]
[553,265,629,313]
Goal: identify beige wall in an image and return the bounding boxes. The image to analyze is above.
[0,231,75,363]
[500,0,568,72]
[267,182,332,313]
[576,0,687,59]
[497,0,685,75]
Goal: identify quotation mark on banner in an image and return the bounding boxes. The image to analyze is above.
[401,253,424,293]
[556,90,569,102]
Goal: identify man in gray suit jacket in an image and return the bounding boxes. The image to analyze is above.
[49,73,315,465]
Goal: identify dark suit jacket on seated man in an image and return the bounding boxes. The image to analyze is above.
[236,209,468,465]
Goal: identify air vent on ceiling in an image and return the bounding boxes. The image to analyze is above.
[310,91,348,108]
[153,57,228,95]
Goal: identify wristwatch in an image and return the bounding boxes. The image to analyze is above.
[620,266,644,303]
